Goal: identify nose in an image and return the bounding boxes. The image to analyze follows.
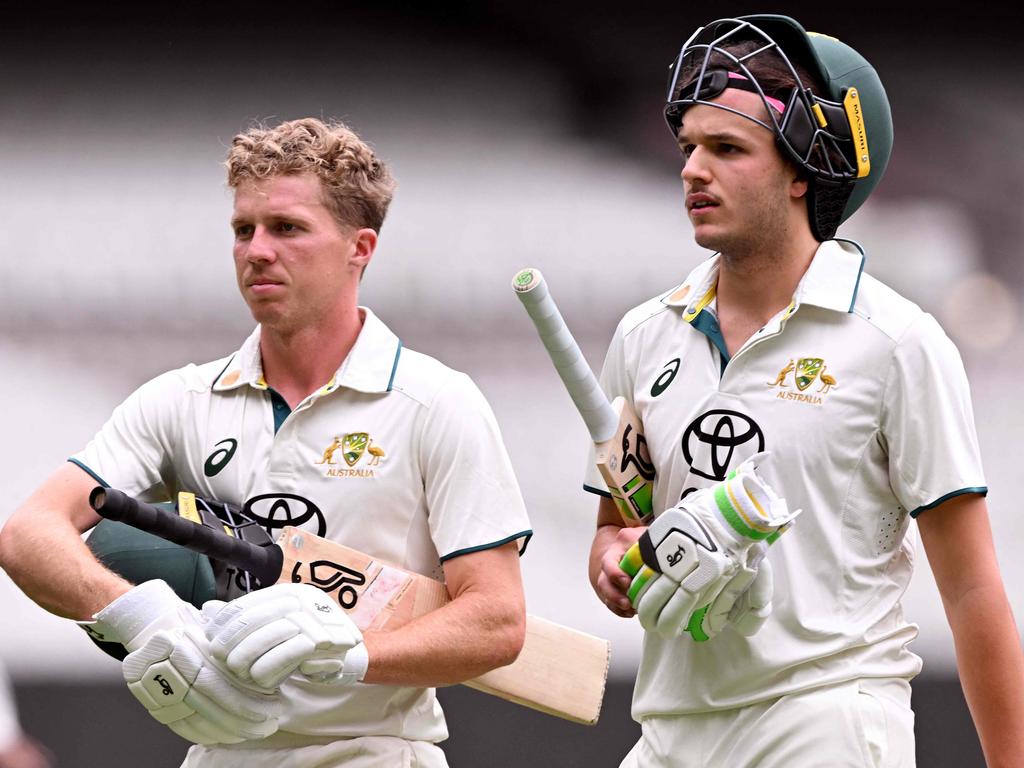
[242,226,277,264]
[681,146,712,186]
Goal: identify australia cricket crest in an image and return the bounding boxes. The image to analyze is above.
[795,358,823,391]
[342,432,369,466]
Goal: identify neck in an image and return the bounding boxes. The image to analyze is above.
[716,228,820,325]
[259,304,364,408]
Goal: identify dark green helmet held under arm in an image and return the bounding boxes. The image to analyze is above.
[664,15,893,240]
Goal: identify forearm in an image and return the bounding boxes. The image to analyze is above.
[0,511,130,619]
[361,587,525,687]
[943,584,1024,767]
[919,496,1024,767]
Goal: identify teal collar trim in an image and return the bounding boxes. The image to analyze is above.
[268,389,291,434]
[690,309,729,376]
[386,340,403,392]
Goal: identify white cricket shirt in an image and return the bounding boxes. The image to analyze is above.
[585,239,986,715]
[0,663,19,752]
[73,308,532,742]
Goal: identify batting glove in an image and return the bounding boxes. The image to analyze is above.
[204,583,365,690]
[80,579,203,653]
[123,629,281,745]
[620,454,798,640]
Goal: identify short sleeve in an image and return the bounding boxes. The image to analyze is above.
[881,313,987,516]
[582,317,632,497]
[70,369,185,500]
[419,373,532,561]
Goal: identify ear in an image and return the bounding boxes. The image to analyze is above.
[348,228,378,271]
[790,175,809,200]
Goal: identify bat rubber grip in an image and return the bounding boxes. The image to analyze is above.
[512,267,619,443]
[89,487,283,587]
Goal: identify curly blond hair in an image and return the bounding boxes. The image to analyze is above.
[226,118,396,232]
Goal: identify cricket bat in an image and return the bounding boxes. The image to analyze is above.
[89,487,609,725]
[512,267,655,526]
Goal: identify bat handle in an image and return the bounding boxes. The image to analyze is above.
[89,487,284,588]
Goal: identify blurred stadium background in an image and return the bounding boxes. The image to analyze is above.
[2,3,1021,765]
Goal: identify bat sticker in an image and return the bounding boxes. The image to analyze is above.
[290,559,367,609]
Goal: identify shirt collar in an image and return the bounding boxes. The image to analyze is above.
[212,307,403,395]
[793,238,866,313]
[662,238,866,318]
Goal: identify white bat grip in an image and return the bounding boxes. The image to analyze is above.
[513,268,619,443]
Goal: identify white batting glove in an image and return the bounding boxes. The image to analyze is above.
[620,454,797,640]
[204,583,365,690]
[80,579,203,653]
[721,559,775,637]
[123,629,280,745]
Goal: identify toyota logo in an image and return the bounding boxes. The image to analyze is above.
[681,409,764,481]
[242,493,328,537]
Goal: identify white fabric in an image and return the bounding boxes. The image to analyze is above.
[72,307,531,743]
[585,239,986,715]
[0,662,20,753]
[619,678,915,768]
[205,584,363,689]
[181,735,448,768]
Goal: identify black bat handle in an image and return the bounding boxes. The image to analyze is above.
[89,487,284,587]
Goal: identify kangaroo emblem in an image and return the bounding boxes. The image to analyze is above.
[316,437,344,465]
[768,359,795,387]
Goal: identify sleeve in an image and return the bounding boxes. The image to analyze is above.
[419,372,532,561]
[0,661,20,752]
[69,369,187,500]
[881,313,987,517]
[582,316,634,497]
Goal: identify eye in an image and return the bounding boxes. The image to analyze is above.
[233,224,253,238]
[679,143,695,159]
[277,221,298,233]
[718,143,741,155]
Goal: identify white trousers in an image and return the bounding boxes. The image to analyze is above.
[620,678,915,768]
[180,736,448,768]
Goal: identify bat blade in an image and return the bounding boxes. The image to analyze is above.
[277,527,449,631]
[90,489,610,724]
[513,267,654,525]
[465,615,610,726]
[279,527,609,724]
[595,397,656,526]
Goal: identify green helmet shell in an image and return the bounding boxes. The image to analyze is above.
[742,14,893,226]
[85,513,218,660]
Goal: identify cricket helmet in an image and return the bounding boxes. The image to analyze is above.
[663,15,893,240]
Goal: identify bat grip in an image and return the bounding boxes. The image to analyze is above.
[89,487,284,587]
[513,268,619,443]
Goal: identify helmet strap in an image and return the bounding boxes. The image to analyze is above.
[807,176,854,241]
